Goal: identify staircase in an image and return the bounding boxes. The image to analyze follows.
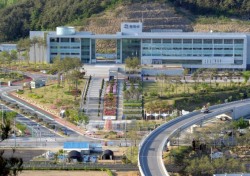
[84,77,104,120]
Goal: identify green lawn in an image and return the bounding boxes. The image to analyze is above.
[20,79,86,111]
[143,81,247,111]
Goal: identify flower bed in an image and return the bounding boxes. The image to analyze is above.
[103,81,118,119]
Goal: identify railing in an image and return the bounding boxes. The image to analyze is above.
[138,98,250,176]
[80,75,91,109]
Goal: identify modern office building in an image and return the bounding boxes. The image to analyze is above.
[30,22,250,70]
[0,43,17,52]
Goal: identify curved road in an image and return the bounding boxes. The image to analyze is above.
[138,99,250,176]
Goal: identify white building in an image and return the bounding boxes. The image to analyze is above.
[30,22,250,71]
[0,44,17,52]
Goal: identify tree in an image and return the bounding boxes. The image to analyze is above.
[123,90,131,102]
[0,111,23,175]
[30,37,39,64]
[125,57,140,74]
[183,68,189,93]
[37,37,46,63]
[242,71,250,84]
[67,70,82,100]
[157,74,166,97]
[52,57,82,86]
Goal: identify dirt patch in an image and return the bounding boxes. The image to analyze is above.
[20,170,108,176]
[115,171,139,176]
[20,171,139,176]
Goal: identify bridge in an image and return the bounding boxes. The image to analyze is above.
[138,99,250,176]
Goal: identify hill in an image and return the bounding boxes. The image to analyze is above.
[0,0,249,42]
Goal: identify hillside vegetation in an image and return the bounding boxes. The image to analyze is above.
[0,0,249,42]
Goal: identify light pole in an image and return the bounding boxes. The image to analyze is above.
[14,117,16,148]
[1,105,3,125]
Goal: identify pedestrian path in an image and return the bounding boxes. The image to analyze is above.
[84,77,104,120]
[117,79,124,120]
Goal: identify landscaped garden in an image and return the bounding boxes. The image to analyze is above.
[144,70,250,114]
[123,76,143,120]
[103,80,117,119]
[14,78,86,124]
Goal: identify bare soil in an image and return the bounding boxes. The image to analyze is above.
[20,171,108,176]
[20,171,139,176]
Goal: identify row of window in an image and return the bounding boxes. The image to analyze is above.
[142,47,243,50]
[51,52,80,55]
[50,46,81,49]
[50,38,81,43]
[142,39,244,44]
[142,53,242,57]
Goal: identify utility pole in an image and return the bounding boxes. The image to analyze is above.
[14,117,16,148]
[1,105,3,125]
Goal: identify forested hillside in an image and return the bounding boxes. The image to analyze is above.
[0,0,249,42]
[0,0,20,8]
[0,0,165,42]
[171,0,250,17]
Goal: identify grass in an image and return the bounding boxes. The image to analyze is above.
[143,80,247,111]
[20,79,86,111]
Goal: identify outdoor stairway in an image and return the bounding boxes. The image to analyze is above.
[84,77,104,120]
[116,79,124,120]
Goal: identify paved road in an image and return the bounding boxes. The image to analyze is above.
[138,99,250,176]
[1,104,58,138]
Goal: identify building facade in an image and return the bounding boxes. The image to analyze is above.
[0,44,16,52]
[30,22,250,70]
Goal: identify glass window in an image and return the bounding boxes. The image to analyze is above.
[50,38,59,42]
[224,39,233,44]
[61,38,70,42]
[142,39,151,43]
[163,39,171,43]
[203,39,212,44]
[173,39,182,43]
[71,38,80,42]
[193,39,202,44]
[214,39,223,44]
[234,39,243,44]
[152,39,161,43]
[183,39,192,43]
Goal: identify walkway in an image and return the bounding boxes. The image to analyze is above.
[117,79,124,120]
[84,77,104,120]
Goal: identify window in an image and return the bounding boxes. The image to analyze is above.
[71,38,80,42]
[183,39,192,44]
[224,39,233,44]
[142,39,151,43]
[193,39,202,44]
[234,39,243,44]
[173,39,182,43]
[50,38,59,42]
[152,39,161,43]
[214,39,223,44]
[163,39,171,43]
[61,38,69,42]
[203,39,212,44]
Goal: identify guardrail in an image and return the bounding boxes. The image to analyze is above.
[138,98,250,176]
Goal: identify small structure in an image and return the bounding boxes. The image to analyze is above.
[0,44,17,52]
[104,119,113,131]
[63,142,103,154]
[64,142,90,154]
[68,150,82,162]
[30,79,45,89]
[89,143,102,153]
[102,149,114,160]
